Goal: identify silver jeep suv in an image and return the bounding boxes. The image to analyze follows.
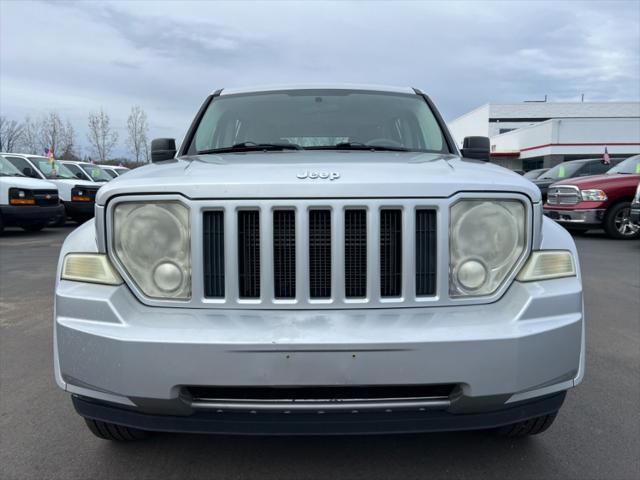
[54,85,584,441]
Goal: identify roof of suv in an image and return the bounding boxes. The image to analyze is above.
[218,84,416,96]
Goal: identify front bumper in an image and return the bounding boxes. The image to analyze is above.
[63,201,95,219]
[544,207,605,227]
[55,275,584,426]
[0,204,64,226]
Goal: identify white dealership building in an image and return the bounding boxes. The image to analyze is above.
[448,101,640,171]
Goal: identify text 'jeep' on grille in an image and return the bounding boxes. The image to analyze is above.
[54,85,584,441]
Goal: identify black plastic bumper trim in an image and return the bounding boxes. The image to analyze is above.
[72,391,566,436]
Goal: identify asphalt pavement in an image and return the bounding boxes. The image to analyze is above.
[1,225,638,480]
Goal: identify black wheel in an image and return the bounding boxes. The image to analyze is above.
[84,418,149,441]
[604,202,640,239]
[21,222,46,232]
[0,213,4,235]
[496,412,558,438]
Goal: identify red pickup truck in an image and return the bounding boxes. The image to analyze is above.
[544,155,640,239]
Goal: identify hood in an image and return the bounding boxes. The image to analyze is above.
[0,176,57,190]
[552,173,640,189]
[96,152,541,205]
[48,178,99,188]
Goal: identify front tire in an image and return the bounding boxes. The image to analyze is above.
[604,202,640,239]
[84,418,149,441]
[496,412,558,438]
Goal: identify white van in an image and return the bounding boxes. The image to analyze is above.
[100,165,130,178]
[0,155,64,233]
[2,154,99,224]
[60,160,113,184]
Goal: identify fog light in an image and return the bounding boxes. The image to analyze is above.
[517,250,576,282]
[456,259,488,290]
[153,261,183,292]
[62,254,123,285]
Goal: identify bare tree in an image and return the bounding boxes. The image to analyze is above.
[58,120,78,160]
[87,108,118,162]
[126,105,149,164]
[39,112,68,156]
[0,117,24,152]
[20,117,40,154]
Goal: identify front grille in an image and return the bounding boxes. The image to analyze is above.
[380,209,402,297]
[345,209,367,297]
[273,210,296,299]
[547,186,580,205]
[309,209,332,298]
[415,210,437,296]
[238,210,260,298]
[201,202,439,306]
[203,211,225,298]
[33,190,58,206]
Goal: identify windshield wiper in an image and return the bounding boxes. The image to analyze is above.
[198,142,303,154]
[307,142,410,152]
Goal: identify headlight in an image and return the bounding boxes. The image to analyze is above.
[9,188,35,205]
[580,189,607,201]
[450,199,526,296]
[112,201,191,299]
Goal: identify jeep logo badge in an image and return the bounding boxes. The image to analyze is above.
[297,171,340,181]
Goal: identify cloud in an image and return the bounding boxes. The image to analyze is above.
[1,0,638,158]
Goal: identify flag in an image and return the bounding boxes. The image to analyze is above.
[47,148,55,164]
[603,146,610,165]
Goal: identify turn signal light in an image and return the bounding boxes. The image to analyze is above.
[9,198,36,205]
[72,195,91,202]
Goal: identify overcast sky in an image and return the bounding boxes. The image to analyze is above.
[1,0,639,157]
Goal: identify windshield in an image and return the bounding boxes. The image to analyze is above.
[0,156,24,176]
[64,163,90,180]
[539,162,585,180]
[81,164,112,182]
[524,169,547,179]
[191,90,451,154]
[103,168,118,178]
[606,155,640,175]
[30,157,76,179]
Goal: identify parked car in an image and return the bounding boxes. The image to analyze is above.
[0,155,64,233]
[544,155,640,239]
[3,154,100,224]
[524,168,549,180]
[534,158,623,201]
[55,85,583,441]
[60,160,113,183]
[100,165,130,178]
[631,183,640,226]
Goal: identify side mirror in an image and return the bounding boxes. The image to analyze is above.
[461,136,490,161]
[151,138,177,162]
[76,172,85,179]
[23,167,34,177]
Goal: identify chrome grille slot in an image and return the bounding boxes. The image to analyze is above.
[415,209,437,296]
[309,209,332,298]
[380,209,402,297]
[344,209,367,298]
[238,210,260,298]
[547,186,580,205]
[273,210,296,299]
[203,211,225,298]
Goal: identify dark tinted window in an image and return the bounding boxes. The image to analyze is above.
[583,161,610,176]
